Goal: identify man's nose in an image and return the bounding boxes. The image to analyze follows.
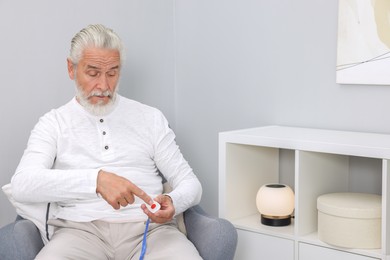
[97,74,110,90]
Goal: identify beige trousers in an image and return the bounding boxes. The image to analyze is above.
[35,219,202,260]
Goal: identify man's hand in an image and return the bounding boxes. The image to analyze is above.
[96,170,153,210]
[141,194,175,224]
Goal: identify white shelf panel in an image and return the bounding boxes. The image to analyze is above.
[299,242,382,260]
[220,125,390,159]
[232,213,295,240]
[300,232,383,259]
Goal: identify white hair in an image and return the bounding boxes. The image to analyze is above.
[69,24,125,65]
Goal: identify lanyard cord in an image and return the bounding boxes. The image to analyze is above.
[139,218,151,260]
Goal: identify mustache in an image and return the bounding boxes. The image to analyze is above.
[88,90,112,98]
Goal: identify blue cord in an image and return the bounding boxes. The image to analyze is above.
[139,218,151,260]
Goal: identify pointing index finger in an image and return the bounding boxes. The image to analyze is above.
[130,183,153,205]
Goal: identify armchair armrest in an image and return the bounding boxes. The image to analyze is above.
[184,205,238,260]
[0,216,44,260]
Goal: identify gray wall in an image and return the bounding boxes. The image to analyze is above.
[2,0,390,227]
[174,0,390,216]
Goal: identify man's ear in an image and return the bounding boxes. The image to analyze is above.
[67,58,75,80]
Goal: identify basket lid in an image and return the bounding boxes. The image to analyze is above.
[317,193,381,219]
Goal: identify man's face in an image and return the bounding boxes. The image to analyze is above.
[67,47,121,106]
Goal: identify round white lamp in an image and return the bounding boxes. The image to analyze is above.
[256,184,295,226]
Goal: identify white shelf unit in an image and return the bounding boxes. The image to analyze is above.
[218,126,390,260]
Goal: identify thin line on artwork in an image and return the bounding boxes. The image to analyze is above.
[336,51,390,71]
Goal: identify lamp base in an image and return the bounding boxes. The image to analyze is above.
[261,214,291,226]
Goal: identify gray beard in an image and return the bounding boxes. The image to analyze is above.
[75,85,119,117]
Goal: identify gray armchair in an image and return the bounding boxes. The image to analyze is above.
[0,205,237,260]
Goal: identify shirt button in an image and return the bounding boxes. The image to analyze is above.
[104,145,109,150]
[102,131,106,135]
[100,119,104,123]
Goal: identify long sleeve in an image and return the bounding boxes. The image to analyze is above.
[11,109,99,203]
[152,112,202,215]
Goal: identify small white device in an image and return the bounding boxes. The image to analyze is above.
[145,200,161,213]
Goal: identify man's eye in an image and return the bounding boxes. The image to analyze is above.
[107,70,117,77]
[87,71,99,77]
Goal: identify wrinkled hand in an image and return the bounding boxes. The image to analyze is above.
[141,194,175,224]
[96,170,153,210]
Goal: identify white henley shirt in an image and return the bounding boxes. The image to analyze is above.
[11,95,202,222]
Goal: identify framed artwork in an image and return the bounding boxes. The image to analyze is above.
[336,0,390,85]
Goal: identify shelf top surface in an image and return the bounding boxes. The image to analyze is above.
[219,125,390,159]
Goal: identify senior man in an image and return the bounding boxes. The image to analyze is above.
[10,24,202,260]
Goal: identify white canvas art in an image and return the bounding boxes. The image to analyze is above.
[336,0,390,85]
